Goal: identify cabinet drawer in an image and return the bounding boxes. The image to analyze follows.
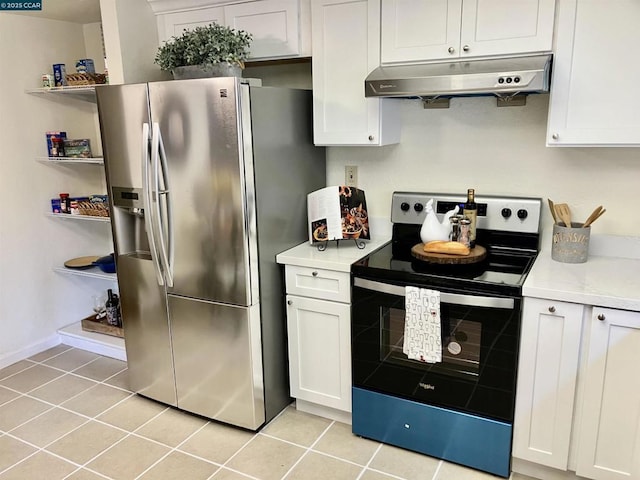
[285,266,350,303]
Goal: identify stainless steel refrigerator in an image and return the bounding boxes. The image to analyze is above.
[95,77,325,430]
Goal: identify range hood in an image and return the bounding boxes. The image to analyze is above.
[365,54,552,101]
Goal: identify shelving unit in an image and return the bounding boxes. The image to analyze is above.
[30,83,122,354]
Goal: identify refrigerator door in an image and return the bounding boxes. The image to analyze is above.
[169,295,265,429]
[147,78,254,307]
[96,84,177,406]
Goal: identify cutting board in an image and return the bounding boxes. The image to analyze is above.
[411,243,487,265]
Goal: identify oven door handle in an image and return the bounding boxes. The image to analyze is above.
[353,277,515,309]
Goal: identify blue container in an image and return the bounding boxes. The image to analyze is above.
[52,64,67,86]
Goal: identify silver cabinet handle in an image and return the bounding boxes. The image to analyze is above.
[287,300,293,306]
[448,47,455,54]
[312,271,318,277]
[548,306,556,313]
[462,45,470,52]
[368,135,374,141]
[597,313,605,321]
[552,133,559,140]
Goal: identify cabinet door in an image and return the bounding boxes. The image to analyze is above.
[225,0,300,59]
[547,1,640,146]
[576,308,640,480]
[513,298,584,469]
[286,295,352,412]
[157,7,225,44]
[381,0,462,63]
[460,0,555,58]
[312,0,400,146]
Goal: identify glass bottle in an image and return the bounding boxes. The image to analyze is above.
[463,189,478,248]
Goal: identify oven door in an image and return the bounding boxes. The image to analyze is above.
[351,276,521,422]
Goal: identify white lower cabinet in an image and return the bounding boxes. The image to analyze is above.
[513,298,585,470]
[284,265,352,415]
[514,299,640,480]
[576,307,640,480]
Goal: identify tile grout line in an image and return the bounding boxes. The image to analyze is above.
[279,418,336,480]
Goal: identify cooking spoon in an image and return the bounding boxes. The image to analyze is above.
[583,208,606,228]
[554,203,572,227]
[582,205,603,228]
[548,199,558,224]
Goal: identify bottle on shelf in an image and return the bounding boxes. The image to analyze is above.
[106,289,121,327]
[59,193,71,214]
[463,188,478,248]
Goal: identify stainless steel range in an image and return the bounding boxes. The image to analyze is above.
[350,192,542,478]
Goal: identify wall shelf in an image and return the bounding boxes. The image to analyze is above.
[25,85,100,102]
[47,213,110,223]
[53,266,117,281]
[37,156,104,165]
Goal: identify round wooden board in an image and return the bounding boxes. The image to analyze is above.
[411,243,487,265]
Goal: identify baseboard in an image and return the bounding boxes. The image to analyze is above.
[295,399,352,425]
[512,458,590,480]
[0,334,60,370]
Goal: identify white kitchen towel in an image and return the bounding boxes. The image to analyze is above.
[403,286,442,363]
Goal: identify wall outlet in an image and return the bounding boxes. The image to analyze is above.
[345,165,358,187]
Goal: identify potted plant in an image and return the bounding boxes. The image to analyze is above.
[154,22,253,79]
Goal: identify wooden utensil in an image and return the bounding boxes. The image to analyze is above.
[554,203,572,227]
[583,208,606,228]
[582,205,603,228]
[548,199,558,224]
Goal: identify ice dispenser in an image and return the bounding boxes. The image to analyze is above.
[111,187,151,258]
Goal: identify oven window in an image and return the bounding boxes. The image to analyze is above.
[383,306,481,379]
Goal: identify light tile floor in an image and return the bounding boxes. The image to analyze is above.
[0,345,536,480]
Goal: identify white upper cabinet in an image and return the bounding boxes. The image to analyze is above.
[154,0,311,60]
[312,0,400,146]
[225,0,301,59]
[157,6,224,41]
[546,0,640,146]
[381,0,555,64]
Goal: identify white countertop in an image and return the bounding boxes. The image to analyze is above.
[524,234,640,311]
[276,237,391,272]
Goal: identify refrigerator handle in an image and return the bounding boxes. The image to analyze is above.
[152,123,174,288]
[142,122,164,286]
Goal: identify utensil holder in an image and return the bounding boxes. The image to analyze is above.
[551,223,591,263]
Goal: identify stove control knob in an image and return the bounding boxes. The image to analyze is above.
[400,202,410,212]
[414,203,424,212]
[517,209,528,220]
[501,208,512,218]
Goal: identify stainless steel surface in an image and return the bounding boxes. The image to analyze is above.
[365,54,552,98]
[97,78,326,430]
[354,278,515,309]
[170,295,264,429]
[148,78,251,306]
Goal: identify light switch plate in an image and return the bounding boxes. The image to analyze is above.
[345,165,358,187]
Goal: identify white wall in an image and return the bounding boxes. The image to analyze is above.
[0,15,113,367]
[326,94,640,238]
